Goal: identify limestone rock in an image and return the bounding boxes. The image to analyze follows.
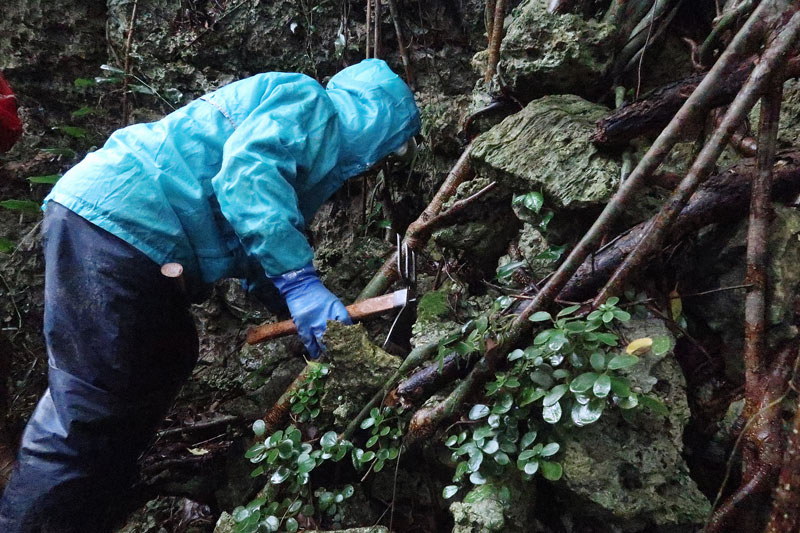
[496,0,615,101]
[471,95,620,209]
[557,319,710,531]
[450,479,534,533]
[321,323,402,429]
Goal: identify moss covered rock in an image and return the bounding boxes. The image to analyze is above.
[321,322,401,429]
[557,319,709,531]
[471,95,620,209]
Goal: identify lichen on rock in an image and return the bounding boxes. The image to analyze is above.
[471,95,621,210]
[320,322,402,429]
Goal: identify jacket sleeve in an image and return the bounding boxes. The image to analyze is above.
[211,79,338,277]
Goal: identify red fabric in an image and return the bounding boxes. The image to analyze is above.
[0,71,22,153]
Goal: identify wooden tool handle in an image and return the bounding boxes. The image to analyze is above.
[246,289,408,345]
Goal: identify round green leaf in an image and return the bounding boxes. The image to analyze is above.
[523,460,539,475]
[467,452,484,473]
[593,374,612,398]
[543,401,562,424]
[321,431,338,450]
[540,442,560,457]
[482,439,499,454]
[270,466,292,485]
[469,404,490,420]
[541,461,563,480]
[569,372,599,393]
[652,335,672,356]
[608,354,639,370]
[616,394,639,409]
[590,352,605,372]
[264,515,280,532]
[529,311,552,322]
[596,332,619,346]
[543,384,568,407]
[469,470,487,485]
[571,398,605,427]
[252,419,266,437]
[521,431,537,449]
[443,485,459,499]
[494,451,510,465]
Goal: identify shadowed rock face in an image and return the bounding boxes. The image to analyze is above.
[0,0,107,100]
[471,94,621,210]
[321,322,401,430]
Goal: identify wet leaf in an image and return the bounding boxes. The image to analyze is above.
[571,398,605,426]
[469,404,490,420]
[593,374,611,398]
[608,354,639,370]
[543,384,568,406]
[569,372,599,393]
[542,401,562,424]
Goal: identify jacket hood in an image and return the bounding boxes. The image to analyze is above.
[326,59,420,179]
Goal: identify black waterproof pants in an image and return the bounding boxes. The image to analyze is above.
[0,202,199,532]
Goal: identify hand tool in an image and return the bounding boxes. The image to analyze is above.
[246,236,417,346]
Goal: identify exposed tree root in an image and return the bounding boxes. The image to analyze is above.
[358,147,475,301]
[485,0,506,82]
[764,392,800,532]
[594,11,800,305]
[558,150,800,302]
[742,75,784,437]
[706,343,797,533]
[393,352,480,407]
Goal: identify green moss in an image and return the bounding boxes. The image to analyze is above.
[450,478,534,533]
[417,290,450,324]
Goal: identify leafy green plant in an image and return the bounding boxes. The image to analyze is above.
[352,405,405,473]
[314,484,355,525]
[442,298,652,499]
[236,424,353,533]
[288,362,329,423]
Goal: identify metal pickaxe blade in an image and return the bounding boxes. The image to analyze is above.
[384,235,418,349]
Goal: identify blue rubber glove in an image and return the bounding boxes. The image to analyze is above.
[270,264,352,359]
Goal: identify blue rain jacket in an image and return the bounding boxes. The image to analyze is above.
[45,59,420,283]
